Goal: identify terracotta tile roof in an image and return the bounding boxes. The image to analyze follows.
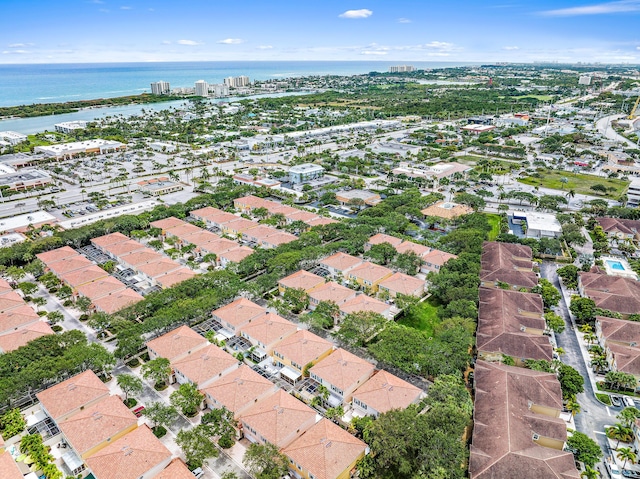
[339,294,390,317]
[36,246,79,264]
[261,231,297,247]
[0,451,23,479]
[282,418,367,479]
[0,291,28,313]
[308,282,356,305]
[136,258,181,278]
[76,276,127,301]
[239,389,318,448]
[477,287,552,361]
[149,216,188,231]
[480,241,537,288]
[309,349,375,393]
[352,370,422,414]
[421,201,473,219]
[102,240,147,258]
[378,272,425,297]
[60,265,109,287]
[244,225,280,241]
[212,298,266,330]
[0,277,12,295]
[156,459,195,479]
[92,288,143,314]
[224,218,259,234]
[272,330,333,369]
[203,210,239,226]
[348,262,393,284]
[119,248,164,267]
[91,232,130,248]
[48,256,94,276]
[85,425,171,479]
[269,204,300,216]
[165,222,203,239]
[190,206,225,220]
[156,268,197,288]
[422,248,457,267]
[219,246,254,264]
[180,230,220,247]
[319,252,362,273]
[0,321,54,353]
[172,344,239,386]
[200,238,239,255]
[278,270,325,292]
[146,325,208,361]
[607,342,640,376]
[367,233,404,248]
[395,241,431,258]
[201,364,277,418]
[36,370,110,421]
[58,395,137,456]
[0,304,40,333]
[306,217,338,227]
[285,210,319,223]
[596,217,638,235]
[234,195,272,209]
[239,312,297,349]
[470,361,579,479]
[579,272,640,315]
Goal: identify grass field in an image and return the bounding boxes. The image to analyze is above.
[398,298,441,337]
[517,170,628,199]
[484,213,501,241]
[514,94,554,101]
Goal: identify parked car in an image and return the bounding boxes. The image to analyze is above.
[623,470,640,478]
[623,396,635,408]
[132,406,145,417]
[191,468,204,478]
[608,460,622,478]
[611,395,623,407]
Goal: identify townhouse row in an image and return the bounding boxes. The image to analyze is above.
[233,194,338,229]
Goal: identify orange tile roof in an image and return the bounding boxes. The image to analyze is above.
[60,265,109,287]
[36,370,109,420]
[234,195,272,209]
[378,272,425,297]
[146,325,208,361]
[306,217,338,227]
[239,390,318,448]
[172,344,239,386]
[165,222,203,239]
[85,425,171,479]
[0,278,12,295]
[339,294,390,317]
[212,298,266,330]
[422,248,457,267]
[0,291,27,313]
[102,240,146,257]
[91,232,130,248]
[238,312,297,349]
[149,217,187,230]
[285,210,319,223]
[180,230,220,247]
[199,238,238,255]
[218,246,254,264]
[48,256,93,276]
[309,349,375,393]
[156,268,197,288]
[190,206,224,219]
[348,262,393,284]
[309,282,356,305]
[119,248,164,266]
[282,418,367,479]
[156,459,195,479]
[0,321,54,353]
[224,218,259,234]
[0,304,40,332]
[319,252,362,272]
[201,364,277,418]
[58,395,137,456]
[92,288,143,314]
[394,241,431,258]
[261,231,297,247]
[244,225,280,241]
[136,258,181,278]
[278,270,325,292]
[421,201,473,220]
[367,233,403,248]
[36,246,79,265]
[0,451,23,479]
[272,330,333,368]
[76,276,127,301]
[352,370,422,414]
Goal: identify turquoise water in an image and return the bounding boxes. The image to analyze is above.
[606,260,625,271]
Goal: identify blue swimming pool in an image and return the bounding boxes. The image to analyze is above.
[606,260,625,271]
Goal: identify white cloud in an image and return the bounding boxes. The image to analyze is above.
[178,39,203,46]
[8,43,33,48]
[120,6,132,10]
[339,9,373,19]
[161,40,171,45]
[540,0,640,16]
[257,45,273,50]
[423,41,455,50]
[2,50,29,54]
[397,17,412,23]
[361,50,387,55]
[217,38,244,44]
[503,46,519,50]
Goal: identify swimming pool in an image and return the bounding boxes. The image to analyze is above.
[606,260,625,271]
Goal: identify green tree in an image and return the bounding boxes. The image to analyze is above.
[306,300,340,330]
[558,364,584,400]
[141,357,171,388]
[365,242,397,265]
[334,311,387,347]
[243,442,289,479]
[17,281,38,296]
[566,431,602,467]
[557,265,579,289]
[283,287,309,314]
[617,446,637,470]
[176,425,219,469]
[618,407,640,428]
[570,297,597,324]
[170,382,204,416]
[544,311,565,333]
[47,311,64,325]
[142,401,179,431]
[0,408,26,439]
[531,279,561,308]
[75,295,92,313]
[580,465,599,479]
[202,407,237,447]
[607,423,634,448]
[116,374,143,402]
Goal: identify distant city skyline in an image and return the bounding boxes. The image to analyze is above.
[3,0,640,64]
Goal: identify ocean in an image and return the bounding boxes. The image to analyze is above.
[0,61,476,108]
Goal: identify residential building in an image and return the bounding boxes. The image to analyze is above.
[335,190,381,207]
[224,76,250,88]
[389,65,415,72]
[156,459,194,479]
[146,325,208,362]
[36,245,79,264]
[0,131,27,145]
[318,252,363,278]
[477,287,552,364]
[309,349,375,405]
[0,321,54,353]
[595,316,640,387]
[511,212,562,239]
[278,270,325,294]
[210,83,229,97]
[92,288,143,314]
[0,291,27,314]
[218,246,254,267]
[150,81,170,95]
[172,344,240,388]
[364,233,403,250]
[91,232,130,252]
[190,207,237,230]
[282,418,368,479]
[75,276,126,301]
[260,231,297,249]
[422,249,457,273]
[421,200,473,220]
[272,330,334,384]
[34,139,125,159]
[239,390,318,448]
[150,216,186,233]
[596,217,640,240]
[289,163,324,184]
[628,177,640,206]
[54,120,88,134]
[202,364,278,418]
[347,262,393,293]
[378,272,426,298]
[0,451,22,479]
[212,298,266,334]
[578,272,640,317]
[60,265,109,288]
[0,304,46,335]
[194,80,209,97]
[85,425,172,479]
[137,258,182,281]
[339,294,391,319]
[155,267,196,289]
[138,177,183,196]
[480,241,538,290]
[308,282,357,309]
[351,370,423,417]
[469,361,579,479]
[238,311,297,354]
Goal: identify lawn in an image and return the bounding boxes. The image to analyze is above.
[513,94,554,101]
[484,213,501,241]
[398,297,441,337]
[517,170,628,199]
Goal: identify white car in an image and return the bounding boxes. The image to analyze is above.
[607,459,622,478]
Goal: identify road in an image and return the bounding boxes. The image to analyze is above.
[595,114,637,148]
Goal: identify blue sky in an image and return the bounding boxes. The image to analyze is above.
[2,0,640,63]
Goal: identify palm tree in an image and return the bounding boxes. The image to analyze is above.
[584,333,598,346]
[565,400,581,417]
[579,324,593,334]
[580,465,599,479]
[607,423,633,448]
[566,189,576,199]
[617,446,637,469]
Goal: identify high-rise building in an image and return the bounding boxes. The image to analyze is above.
[211,83,229,97]
[150,81,170,95]
[578,75,592,86]
[224,76,251,88]
[389,65,415,73]
[194,80,209,97]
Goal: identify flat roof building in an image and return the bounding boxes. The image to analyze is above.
[0,169,52,191]
[138,177,183,196]
[289,163,324,184]
[0,131,27,145]
[34,139,125,159]
[54,121,88,134]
